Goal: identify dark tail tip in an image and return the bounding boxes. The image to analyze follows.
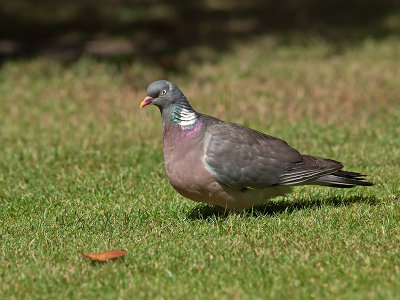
[331,170,373,187]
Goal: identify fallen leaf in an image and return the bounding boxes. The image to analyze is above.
[81,249,127,262]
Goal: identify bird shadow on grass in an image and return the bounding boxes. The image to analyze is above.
[187,193,379,220]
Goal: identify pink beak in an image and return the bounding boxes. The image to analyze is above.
[140,96,154,108]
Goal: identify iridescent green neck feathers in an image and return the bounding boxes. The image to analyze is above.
[171,103,197,127]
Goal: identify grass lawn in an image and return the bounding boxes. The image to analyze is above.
[0,34,400,299]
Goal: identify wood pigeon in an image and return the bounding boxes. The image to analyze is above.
[140,80,373,211]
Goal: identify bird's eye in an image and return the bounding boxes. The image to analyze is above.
[161,89,167,96]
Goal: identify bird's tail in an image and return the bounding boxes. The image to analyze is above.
[312,170,373,188]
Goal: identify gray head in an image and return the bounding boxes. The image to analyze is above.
[140,80,189,111]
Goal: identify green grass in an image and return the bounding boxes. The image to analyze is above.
[0,35,400,299]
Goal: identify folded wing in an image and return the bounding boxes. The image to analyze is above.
[203,116,343,189]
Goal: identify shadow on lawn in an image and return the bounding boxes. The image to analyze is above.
[188,193,379,220]
[1,0,399,68]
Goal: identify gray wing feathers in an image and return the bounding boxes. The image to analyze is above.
[278,155,343,185]
[203,116,344,189]
[203,118,303,189]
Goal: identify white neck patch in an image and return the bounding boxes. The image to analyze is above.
[179,108,197,127]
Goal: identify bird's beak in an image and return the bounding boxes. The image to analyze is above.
[140,96,154,108]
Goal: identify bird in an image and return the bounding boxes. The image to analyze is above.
[140,80,373,212]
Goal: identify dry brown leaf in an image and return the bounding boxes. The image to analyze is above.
[81,249,127,262]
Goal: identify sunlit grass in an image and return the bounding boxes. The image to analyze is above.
[0,35,399,299]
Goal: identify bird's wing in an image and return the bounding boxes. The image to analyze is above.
[277,155,343,185]
[203,116,342,189]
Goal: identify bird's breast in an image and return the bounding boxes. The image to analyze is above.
[162,122,211,197]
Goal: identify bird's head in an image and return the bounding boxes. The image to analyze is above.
[140,80,187,111]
